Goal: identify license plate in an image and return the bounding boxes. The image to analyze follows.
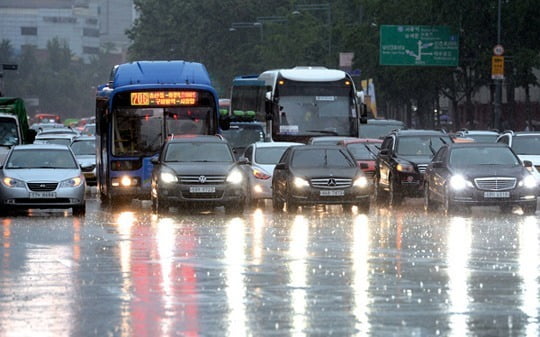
[29,192,56,198]
[484,191,510,198]
[320,190,345,196]
[190,186,216,193]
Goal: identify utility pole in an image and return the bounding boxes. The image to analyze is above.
[493,0,502,130]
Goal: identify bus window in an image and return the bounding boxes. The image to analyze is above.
[112,108,163,156]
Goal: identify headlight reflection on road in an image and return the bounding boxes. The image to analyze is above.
[226,217,247,337]
[156,217,176,337]
[289,215,309,337]
[251,208,265,265]
[352,214,371,336]
[519,216,539,337]
[115,211,135,337]
[447,216,472,337]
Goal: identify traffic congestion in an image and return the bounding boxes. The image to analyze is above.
[1,1,540,336]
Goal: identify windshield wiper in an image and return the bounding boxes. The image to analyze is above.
[305,129,339,136]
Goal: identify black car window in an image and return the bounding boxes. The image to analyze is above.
[511,136,540,155]
[165,142,234,162]
[346,143,377,160]
[449,147,520,168]
[291,149,354,168]
[397,136,449,156]
[255,147,291,165]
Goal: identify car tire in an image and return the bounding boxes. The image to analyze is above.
[72,203,86,216]
[388,176,403,207]
[272,185,284,211]
[156,197,169,214]
[225,200,245,215]
[357,202,370,214]
[423,183,436,212]
[285,196,298,213]
[443,187,456,215]
[372,177,386,204]
[522,203,537,215]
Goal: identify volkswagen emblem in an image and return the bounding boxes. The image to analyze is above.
[198,175,207,184]
[40,184,46,188]
[327,178,336,186]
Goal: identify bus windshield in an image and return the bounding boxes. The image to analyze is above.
[276,80,355,136]
[112,107,211,156]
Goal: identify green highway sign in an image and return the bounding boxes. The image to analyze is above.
[380,25,459,66]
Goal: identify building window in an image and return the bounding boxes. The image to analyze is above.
[83,46,100,54]
[21,27,37,36]
[83,28,100,37]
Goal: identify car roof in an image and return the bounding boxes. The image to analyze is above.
[13,143,71,151]
[35,133,77,139]
[253,141,303,148]
[367,119,405,125]
[292,144,347,151]
[446,142,509,149]
[391,129,449,136]
[340,138,382,144]
[457,129,499,135]
[167,135,226,143]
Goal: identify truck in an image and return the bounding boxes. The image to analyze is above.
[0,97,36,163]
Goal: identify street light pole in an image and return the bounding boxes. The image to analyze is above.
[229,22,263,41]
[493,0,502,130]
[292,3,332,61]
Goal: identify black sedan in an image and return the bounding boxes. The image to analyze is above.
[150,135,247,214]
[272,145,371,213]
[423,143,538,214]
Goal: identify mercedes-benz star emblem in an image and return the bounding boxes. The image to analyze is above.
[327,178,336,186]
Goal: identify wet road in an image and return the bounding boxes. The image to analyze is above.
[0,196,539,337]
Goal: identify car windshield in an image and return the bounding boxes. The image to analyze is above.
[291,149,355,168]
[71,140,96,156]
[449,147,520,168]
[6,149,78,169]
[346,143,378,160]
[360,123,404,138]
[164,142,234,162]
[254,147,290,165]
[397,136,450,156]
[221,125,265,148]
[511,135,540,155]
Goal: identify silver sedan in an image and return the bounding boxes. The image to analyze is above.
[0,144,86,215]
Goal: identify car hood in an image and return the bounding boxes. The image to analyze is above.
[4,168,82,181]
[165,162,237,175]
[398,155,433,165]
[453,165,528,179]
[291,166,359,178]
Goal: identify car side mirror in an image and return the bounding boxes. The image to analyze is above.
[432,161,443,169]
[275,162,287,170]
[237,158,249,165]
[379,149,389,156]
[523,160,533,168]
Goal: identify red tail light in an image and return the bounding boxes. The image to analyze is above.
[252,168,271,180]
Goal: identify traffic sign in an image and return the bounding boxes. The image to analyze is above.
[379,25,459,66]
[493,44,504,56]
[491,56,504,79]
[2,64,18,70]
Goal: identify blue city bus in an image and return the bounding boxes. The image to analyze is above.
[95,60,222,204]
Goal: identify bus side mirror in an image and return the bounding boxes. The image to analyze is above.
[360,103,368,124]
[219,115,230,130]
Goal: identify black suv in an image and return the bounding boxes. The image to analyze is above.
[150,135,247,214]
[374,129,453,206]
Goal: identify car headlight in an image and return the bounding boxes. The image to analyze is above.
[520,175,537,189]
[226,168,244,184]
[396,162,415,173]
[2,177,24,188]
[293,177,309,189]
[60,175,84,187]
[449,175,471,190]
[353,176,369,188]
[160,171,178,184]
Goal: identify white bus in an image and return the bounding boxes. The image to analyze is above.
[258,66,367,143]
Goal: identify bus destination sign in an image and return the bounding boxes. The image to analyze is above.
[131,91,198,106]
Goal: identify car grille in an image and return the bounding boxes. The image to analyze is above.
[182,191,224,199]
[27,183,58,192]
[180,175,226,184]
[474,177,517,191]
[310,178,352,189]
[417,164,428,174]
